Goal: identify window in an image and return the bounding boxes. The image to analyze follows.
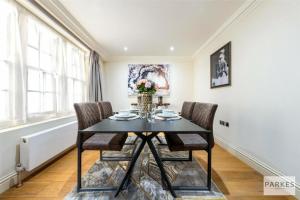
[0,0,89,129]
[66,43,86,111]
[25,17,87,119]
[26,18,58,116]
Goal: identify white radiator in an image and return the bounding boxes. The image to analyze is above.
[20,121,77,171]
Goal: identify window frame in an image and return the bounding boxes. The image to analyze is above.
[25,18,58,119]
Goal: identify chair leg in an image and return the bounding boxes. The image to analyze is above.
[77,142,82,192]
[207,147,212,190]
[171,149,212,192]
[77,146,118,192]
[155,135,164,144]
[166,134,213,192]
[189,150,192,161]
[160,133,212,192]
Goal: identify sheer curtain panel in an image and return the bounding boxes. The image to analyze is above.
[0,0,89,129]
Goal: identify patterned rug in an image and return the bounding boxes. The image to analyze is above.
[65,137,225,200]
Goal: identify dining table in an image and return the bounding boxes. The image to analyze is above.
[78,117,212,198]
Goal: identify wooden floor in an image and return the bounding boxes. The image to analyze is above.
[0,144,296,200]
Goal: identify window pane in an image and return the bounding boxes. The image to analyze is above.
[0,61,9,90]
[72,48,79,65]
[27,92,41,114]
[74,81,82,103]
[66,44,76,77]
[0,21,8,60]
[67,79,74,109]
[40,32,51,54]
[78,52,85,80]
[40,52,52,71]
[27,47,39,67]
[27,18,39,48]
[27,69,41,91]
[0,91,9,121]
[43,93,53,112]
[44,73,54,92]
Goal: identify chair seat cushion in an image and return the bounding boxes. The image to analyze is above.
[82,133,127,151]
[165,133,208,151]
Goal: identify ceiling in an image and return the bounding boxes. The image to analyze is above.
[59,0,245,57]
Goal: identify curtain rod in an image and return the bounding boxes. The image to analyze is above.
[27,0,92,52]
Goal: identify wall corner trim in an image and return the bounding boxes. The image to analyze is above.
[33,0,108,60]
[192,0,262,59]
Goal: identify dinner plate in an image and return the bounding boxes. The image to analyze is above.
[109,115,139,121]
[129,109,139,112]
[156,113,178,118]
[114,113,137,118]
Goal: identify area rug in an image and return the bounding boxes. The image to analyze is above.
[65,137,225,200]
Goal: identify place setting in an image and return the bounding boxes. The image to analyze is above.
[155,109,182,121]
[109,110,139,121]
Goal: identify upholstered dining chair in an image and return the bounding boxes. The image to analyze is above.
[97,101,114,119]
[97,101,137,159]
[164,102,218,191]
[74,102,129,192]
[156,101,196,145]
[159,101,196,161]
[180,101,196,120]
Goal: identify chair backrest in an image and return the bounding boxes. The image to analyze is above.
[181,101,196,120]
[74,103,101,142]
[98,101,113,119]
[191,102,218,147]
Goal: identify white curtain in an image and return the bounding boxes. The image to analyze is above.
[0,0,89,129]
[0,0,25,126]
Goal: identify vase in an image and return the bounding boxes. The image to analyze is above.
[138,93,153,116]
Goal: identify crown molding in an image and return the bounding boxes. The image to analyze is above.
[35,0,108,60]
[192,0,262,58]
[27,0,262,61]
[104,56,193,63]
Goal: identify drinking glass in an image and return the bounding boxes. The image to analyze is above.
[147,104,156,123]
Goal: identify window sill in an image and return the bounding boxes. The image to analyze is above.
[0,114,76,134]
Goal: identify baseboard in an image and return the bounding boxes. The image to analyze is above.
[0,144,76,194]
[0,172,17,194]
[215,136,300,200]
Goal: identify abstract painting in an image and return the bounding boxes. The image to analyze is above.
[128,64,170,96]
[210,42,231,88]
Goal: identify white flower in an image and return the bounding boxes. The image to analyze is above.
[145,81,152,88]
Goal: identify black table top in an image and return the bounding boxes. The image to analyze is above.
[79,118,210,134]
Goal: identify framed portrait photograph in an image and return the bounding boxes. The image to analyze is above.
[210,42,231,88]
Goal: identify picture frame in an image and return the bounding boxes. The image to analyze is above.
[128,64,170,96]
[210,42,231,88]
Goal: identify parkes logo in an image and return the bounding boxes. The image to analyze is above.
[264,176,295,196]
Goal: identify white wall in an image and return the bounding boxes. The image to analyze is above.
[193,0,300,187]
[103,57,194,112]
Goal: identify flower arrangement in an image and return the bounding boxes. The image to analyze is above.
[135,79,157,94]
